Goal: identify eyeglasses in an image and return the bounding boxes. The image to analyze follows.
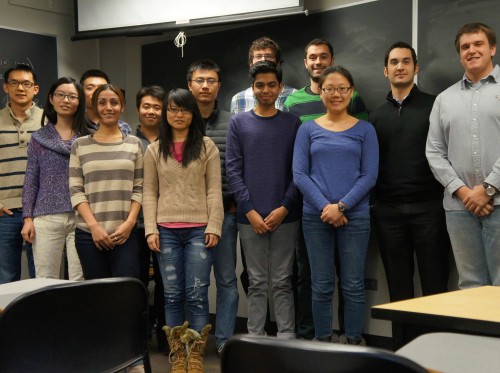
[191,78,219,85]
[388,58,413,66]
[167,107,191,115]
[6,80,35,89]
[321,86,352,95]
[253,54,276,62]
[53,92,79,102]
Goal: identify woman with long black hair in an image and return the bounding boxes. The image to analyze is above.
[143,88,223,373]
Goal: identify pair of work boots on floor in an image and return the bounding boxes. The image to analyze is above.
[164,321,211,373]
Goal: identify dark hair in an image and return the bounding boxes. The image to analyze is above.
[41,77,89,136]
[135,85,166,110]
[455,22,497,53]
[91,84,126,111]
[304,38,334,58]
[384,41,418,66]
[318,66,355,89]
[4,63,37,83]
[158,88,206,167]
[250,61,283,84]
[79,69,110,86]
[248,36,282,66]
[186,59,221,82]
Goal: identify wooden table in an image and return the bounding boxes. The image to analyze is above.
[371,286,500,348]
[0,278,72,310]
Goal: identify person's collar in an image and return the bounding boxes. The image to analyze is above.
[8,102,36,121]
[204,100,220,124]
[386,84,419,106]
[461,64,499,88]
[305,86,319,95]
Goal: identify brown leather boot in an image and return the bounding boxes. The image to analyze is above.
[184,324,212,373]
[163,321,189,373]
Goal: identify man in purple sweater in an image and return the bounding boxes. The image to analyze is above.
[226,61,301,338]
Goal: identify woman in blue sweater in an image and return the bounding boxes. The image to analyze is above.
[21,77,89,280]
[293,66,378,344]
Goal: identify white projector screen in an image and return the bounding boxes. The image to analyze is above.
[73,0,304,40]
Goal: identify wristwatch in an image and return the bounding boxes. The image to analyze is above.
[483,182,498,197]
[338,202,347,213]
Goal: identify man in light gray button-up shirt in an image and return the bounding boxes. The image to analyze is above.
[426,22,500,289]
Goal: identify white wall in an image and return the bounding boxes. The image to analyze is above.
[0,0,98,83]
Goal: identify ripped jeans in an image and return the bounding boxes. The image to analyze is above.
[157,225,214,332]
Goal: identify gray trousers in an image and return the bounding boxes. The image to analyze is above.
[238,221,299,337]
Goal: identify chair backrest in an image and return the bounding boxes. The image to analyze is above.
[0,277,150,373]
[221,334,429,373]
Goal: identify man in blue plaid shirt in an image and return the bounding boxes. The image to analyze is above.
[230,36,297,114]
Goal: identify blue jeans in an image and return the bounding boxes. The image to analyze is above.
[446,209,500,288]
[157,226,214,332]
[0,208,35,283]
[302,213,370,340]
[213,212,239,349]
[75,228,140,279]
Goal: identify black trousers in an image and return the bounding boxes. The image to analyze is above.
[372,198,450,302]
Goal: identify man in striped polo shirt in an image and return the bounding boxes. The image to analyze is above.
[0,64,42,283]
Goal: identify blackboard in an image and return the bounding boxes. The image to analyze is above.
[142,0,412,113]
[418,0,500,95]
[0,27,58,109]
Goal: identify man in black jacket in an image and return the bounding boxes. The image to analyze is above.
[369,42,450,313]
[187,60,237,354]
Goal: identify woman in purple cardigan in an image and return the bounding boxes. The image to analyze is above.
[21,77,89,280]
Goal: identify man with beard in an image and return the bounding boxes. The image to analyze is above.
[370,42,450,347]
[284,38,367,122]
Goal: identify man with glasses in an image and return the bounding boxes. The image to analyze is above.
[0,63,42,283]
[283,38,368,342]
[370,42,450,346]
[187,59,237,354]
[230,36,297,114]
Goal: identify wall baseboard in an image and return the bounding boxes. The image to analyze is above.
[209,313,394,351]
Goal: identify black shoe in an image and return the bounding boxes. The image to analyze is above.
[156,328,169,355]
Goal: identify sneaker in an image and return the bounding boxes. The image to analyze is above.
[331,333,340,343]
[217,343,225,356]
[347,337,366,346]
[339,334,366,346]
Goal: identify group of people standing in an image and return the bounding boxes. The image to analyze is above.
[1,20,499,373]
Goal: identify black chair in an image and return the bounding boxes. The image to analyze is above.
[221,334,428,373]
[0,277,151,373]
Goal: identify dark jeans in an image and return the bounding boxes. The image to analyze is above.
[372,198,450,302]
[0,208,35,283]
[137,228,165,336]
[75,228,141,279]
[294,224,314,339]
